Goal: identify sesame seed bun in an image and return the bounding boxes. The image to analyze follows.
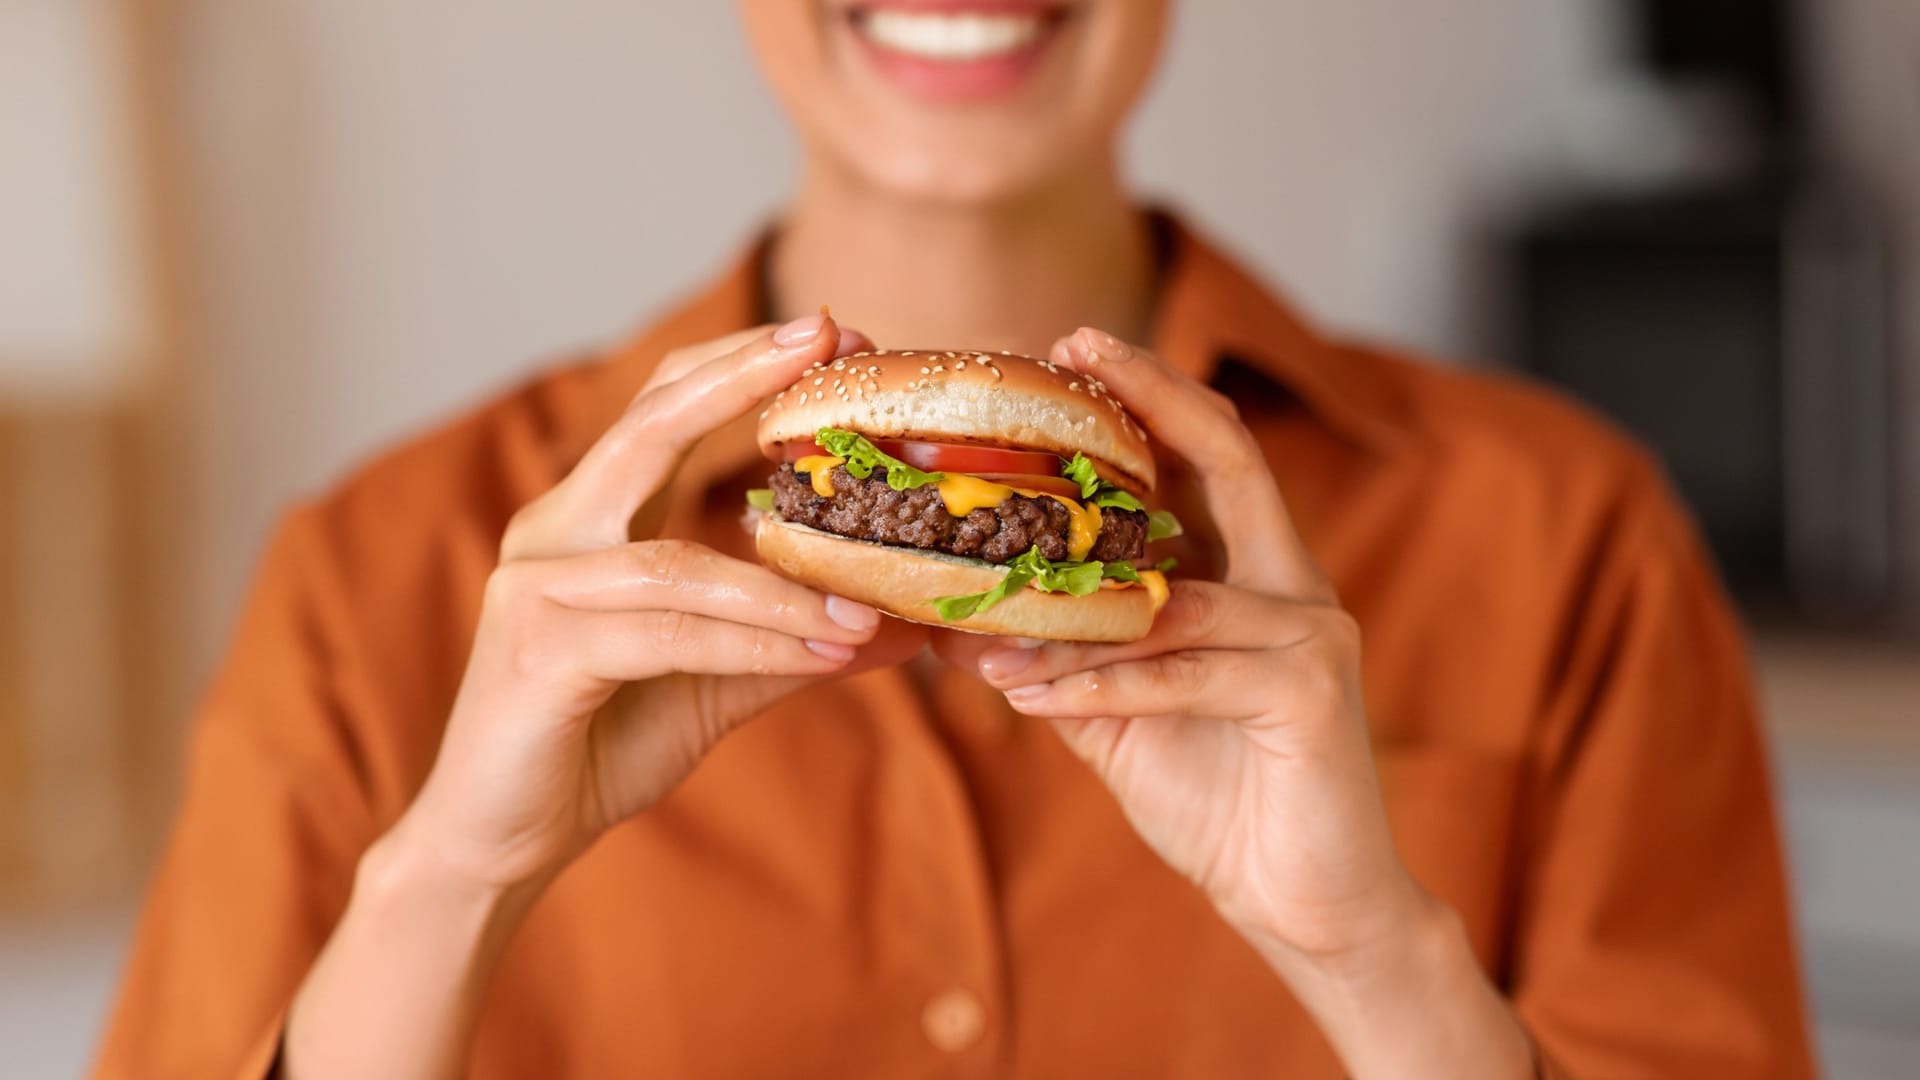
[757,349,1156,493]
[755,516,1157,642]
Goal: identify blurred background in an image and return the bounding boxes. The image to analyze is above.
[2,1,1916,1075]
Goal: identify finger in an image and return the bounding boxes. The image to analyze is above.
[735,617,931,711]
[592,618,930,774]
[927,628,1029,674]
[1053,327,1330,601]
[834,326,876,357]
[579,314,846,520]
[641,325,876,395]
[526,314,855,554]
[1199,382,1242,421]
[1000,649,1273,721]
[976,581,1327,688]
[565,609,862,681]
[522,540,882,645]
[641,326,772,393]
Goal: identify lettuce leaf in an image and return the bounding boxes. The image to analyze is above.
[929,562,1036,622]
[745,488,774,512]
[1060,452,1102,497]
[814,428,945,491]
[928,546,1127,622]
[1091,488,1145,512]
[1060,452,1145,511]
[1146,510,1184,542]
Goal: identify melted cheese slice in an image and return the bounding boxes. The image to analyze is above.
[794,455,845,498]
[1138,570,1170,611]
[930,473,1010,516]
[1057,497,1102,563]
[1098,570,1170,611]
[933,474,1102,561]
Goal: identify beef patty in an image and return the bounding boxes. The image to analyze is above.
[770,464,1148,565]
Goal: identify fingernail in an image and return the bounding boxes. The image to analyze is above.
[1081,328,1133,363]
[1005,683,1051,706]
[825,595,880,632]
[775,313,828,347]
[806,639,857,662]
[832,328,871,358]
[980,647,1037,681]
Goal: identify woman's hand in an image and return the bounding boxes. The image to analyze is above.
[407,314,927,891]
[941,328,1533,1078]
[289,315,927,1080]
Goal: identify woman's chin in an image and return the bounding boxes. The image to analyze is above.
[820,124,1087,207]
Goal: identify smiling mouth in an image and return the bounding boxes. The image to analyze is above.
[849,6,1070,63]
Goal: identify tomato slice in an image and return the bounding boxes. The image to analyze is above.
[872,440,1065,478]
[783,438,1072,485]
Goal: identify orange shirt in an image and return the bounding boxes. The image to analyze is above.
[95,213,1814,1078]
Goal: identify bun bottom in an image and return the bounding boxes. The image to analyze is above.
[755,516,1156,643]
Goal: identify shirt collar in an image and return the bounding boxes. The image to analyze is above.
[1144,210,1407,453]
[582,209,1406,496]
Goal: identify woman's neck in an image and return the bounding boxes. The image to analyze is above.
[769,154,1156,358]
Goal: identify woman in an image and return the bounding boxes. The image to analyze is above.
[98,3,1813,1077]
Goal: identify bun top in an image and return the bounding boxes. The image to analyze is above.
[756,349,1156,492]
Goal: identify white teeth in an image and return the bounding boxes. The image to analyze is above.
[858,10,1046,61]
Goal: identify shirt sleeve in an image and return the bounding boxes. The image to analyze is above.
[1510,457,1816,1077]
[91,506,378,1080]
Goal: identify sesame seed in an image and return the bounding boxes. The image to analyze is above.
[954,360,966,370]
[815,390,824,400]
[999,349,1013,356]
[813,377,824,386]
[832,359,846,370]
[932,364,945,373]
[758,409,769,419]
[1069,382,1080,391]
[902,351,916,357]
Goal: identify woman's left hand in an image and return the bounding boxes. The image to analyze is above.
[938,330,1534,1077]
[937,329,1534,1074]
[944,327,1432,967]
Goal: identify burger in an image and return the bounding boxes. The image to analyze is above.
[747,348,1182,642]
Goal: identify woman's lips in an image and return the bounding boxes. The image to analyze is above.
[847,4,1071,100]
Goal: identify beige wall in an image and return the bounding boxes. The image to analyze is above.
[169,1,1626,693]
[1804,0,1920,613]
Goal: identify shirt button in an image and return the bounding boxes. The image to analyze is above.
[921,987,987,1053]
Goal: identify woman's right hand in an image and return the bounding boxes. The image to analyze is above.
[394,314,927,892]
[288,317,924,1078]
